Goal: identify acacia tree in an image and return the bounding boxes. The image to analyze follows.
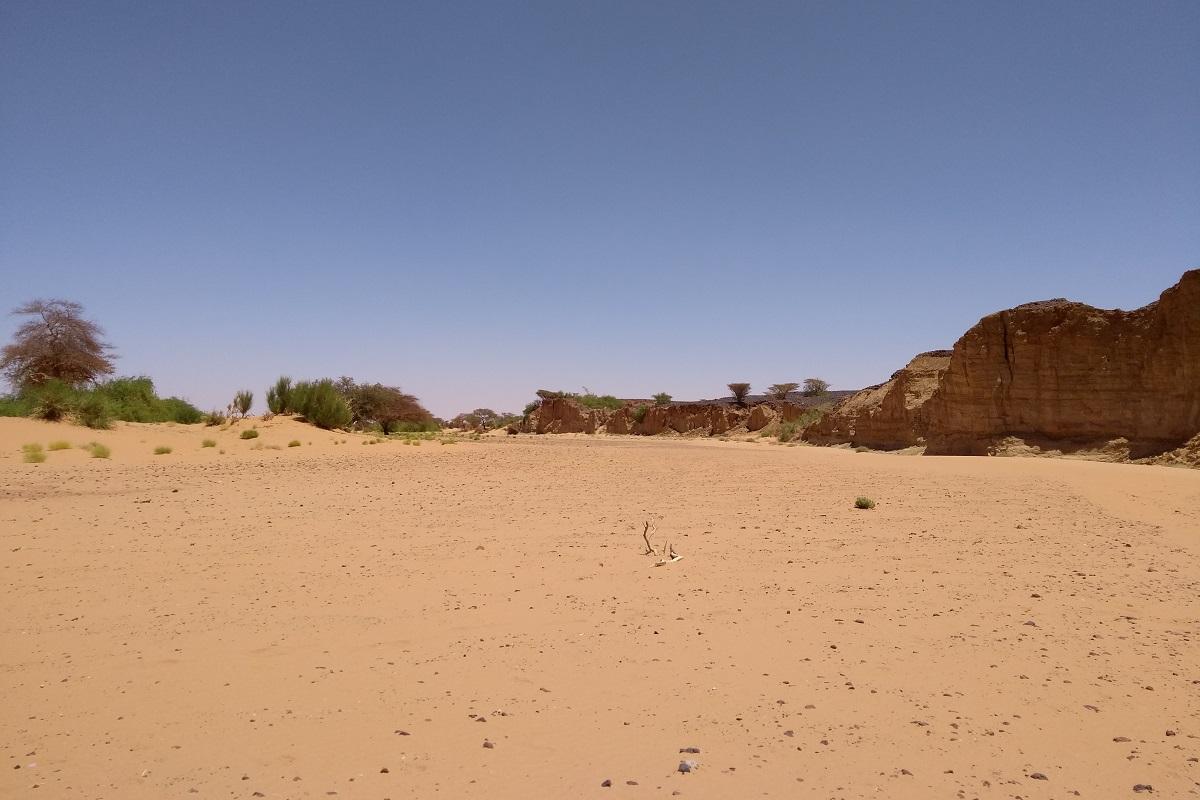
[727,382,751,406]
[802,377,830,396]
[1,299,115,388]
[351,383,432,433]
[767,382,799,401]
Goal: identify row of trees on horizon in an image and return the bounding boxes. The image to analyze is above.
[0,298,838,434]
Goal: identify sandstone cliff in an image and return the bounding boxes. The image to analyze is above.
[924,269,1200,457]
[802,351,952,449]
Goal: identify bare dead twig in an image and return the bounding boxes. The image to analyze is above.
[642,521,656,555]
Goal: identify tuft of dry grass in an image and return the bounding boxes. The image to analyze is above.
[48,440,72,451]
[154,445,173,455]
[22,443,46,463]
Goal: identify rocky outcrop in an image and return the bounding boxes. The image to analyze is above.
[802,351,952,449]
[523,397,818,437]
[924,269,1200,457]
[746,404,777,432]
[529,397,604,434]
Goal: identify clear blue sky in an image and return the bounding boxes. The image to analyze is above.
[2,1,1196,417]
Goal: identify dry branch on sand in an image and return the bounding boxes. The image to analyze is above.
[640,520,682,566]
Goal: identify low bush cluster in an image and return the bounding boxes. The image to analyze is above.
[0,377,201,429]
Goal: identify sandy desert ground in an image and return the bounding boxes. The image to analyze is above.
[1,416,1198,799]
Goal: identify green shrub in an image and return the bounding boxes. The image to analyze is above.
[88,442,111,459]
[76,394,113,429]
[391,419,439,433]
[232,390,253,418]
[854,496,876,510]
[154,445,172,455]
[778,420,801,443]
[291,379,352,429]
[632,404,649,424]
[201,438,217,448]
[652,392,672,406]
[31,380,76,421]
[159,397,202,424]
[240,429,259,440]
[22,443,46,463]
[266,376,293,414]
[522,400,540,417]
[0,393,34,417]
[202,410,226,426]
[47,440,71,451]
[89,377,201,423]
[576,393,623,410]
[288,439,301,447]
[14,376,200,427]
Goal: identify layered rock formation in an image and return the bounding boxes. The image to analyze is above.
[802,351,952,449]
[802,270,1199,462]
[529,397,604,434]
[523,397,816,437]
[924,269,1199,457]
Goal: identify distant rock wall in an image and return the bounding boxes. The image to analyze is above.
[524,398,815,437]
[924,269,1200,456]
[802,351,952,449]
[800,270,1200,462]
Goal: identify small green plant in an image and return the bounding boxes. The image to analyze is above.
[652,392,672,406]
[88,442,111,459]
[288,439,301,447]
[778,420,801,442]
[201,438,217,448]
[203,410,226,426]
[632,404,649,424]
[240,429,259,440]
[154,445,172,455]
[232,390,253,418]
[854,496,876,510]
[22,443,46,463]
[47,440,71,451]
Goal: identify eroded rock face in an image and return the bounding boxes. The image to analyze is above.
[746,404,777,432]
[525,398,760,436]
[802,351,952,449]
[530,397,602,434]
[924,269,1200,456]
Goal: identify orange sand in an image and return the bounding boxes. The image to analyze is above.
[2,417,1197,798]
